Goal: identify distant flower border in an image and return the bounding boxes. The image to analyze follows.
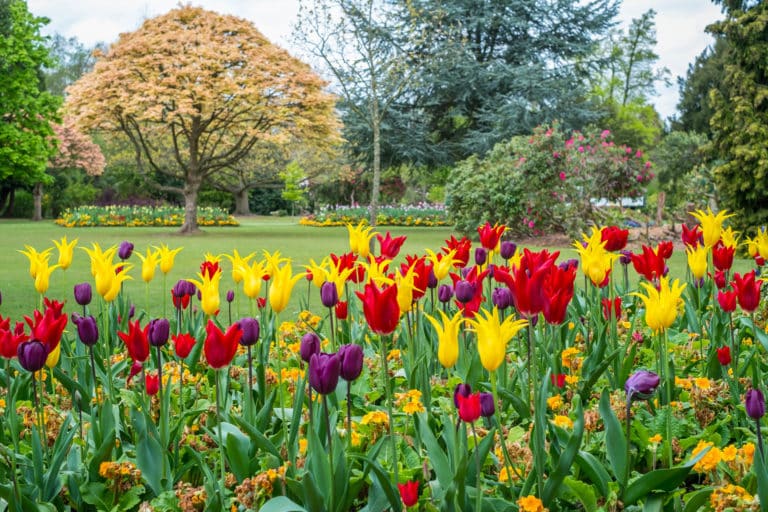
[55,205,239,227]
[301,203,451,227]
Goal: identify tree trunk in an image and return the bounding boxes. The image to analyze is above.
[179,179,202,234]
[656,191,665,226]
[234,188,251,215]
[369,97,381,227]
[0,187,14,218]
[32,183,43,221]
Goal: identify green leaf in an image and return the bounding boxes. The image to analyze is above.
[599,388,627,486]
[259,496,308,512]
[43,415,77,501]
[136,430,165,496]
[543,396,584,506]
[753,439,768,510]
[560,476,597,512]
[623,445,710,505]
[574,451,611,498]
[642,493,664,512]
[221,422,252,482]
[81,482,113,511]
[683,488,713,512]
[416,413,452,492]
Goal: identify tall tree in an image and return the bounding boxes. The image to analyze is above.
[406,0,618,163]
[66,5,339,233]
[295,0,421,224]
[43,34,100,97]
[0,0,60,217]
[708,2,768,232]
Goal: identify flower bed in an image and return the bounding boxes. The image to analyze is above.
[300,203,451,227]
[4,212,768,511]
[55,205,239,227]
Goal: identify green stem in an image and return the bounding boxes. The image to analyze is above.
[380,335,398,485]
[157,345,167,482]
[472,423,482,512]
[215,370,226,502]
[323,395,335,511]
[625,399,632,488]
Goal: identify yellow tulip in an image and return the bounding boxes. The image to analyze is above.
[136,248,161,283]
[633,277,687,333]
[304,258,330,288]
[327,258,354,298]
[34,261,61,294]
[424,309,464,368]
[748,227,768,260]
[572,228,617,286]
[396,267,417,313]
[686,245,708,280]
[52,236,78,270]
[239,259,268,299]
[468,307,528,372]
[18,245,53,279]
[45,343,61,369]
[362,255,393,287]
[347,221,377,259]
[263,250,289,279]
[268,263,303,314]
[425,249,458,282]
[103,264,133,302]
[690,207,734,248]
[81,243,117,276]
[223,249,255,284]
[720,227,739,249]
[155,244,183,274]
[189,270,222,316]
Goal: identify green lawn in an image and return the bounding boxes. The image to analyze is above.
[0,216,753,323]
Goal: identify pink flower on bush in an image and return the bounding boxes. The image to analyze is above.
[578,146,584,153]
[559,172,566,181]
[601,129,610,138]
[635,150,643,158]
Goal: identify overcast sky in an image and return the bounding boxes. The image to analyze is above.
[28,0,723,121]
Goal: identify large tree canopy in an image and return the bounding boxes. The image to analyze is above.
[0,0,60,215]
[66,5,340,233]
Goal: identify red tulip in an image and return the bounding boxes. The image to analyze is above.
[145,372,159,395]
[601,226,629,251]
[377,232,407,259]
[717,346,731,366]
[397,480,419,508]
[24,298,67,355]
[733,271,763,312]
[477,222,506,251]
[717,289,737,313]
[204,320,243,369]
[355,282,401,335]
[127,360,143,385]
[456,392,482,423]
[450,266,490,317]
[713,270,727,289]
[443,235,471,268]
[335,301,348,320]
[0,317,28,360]
[656,241,674,260]
[712,242,735,272]
[200,260,221,279]
[401,255,431,301]
[601,296,622,321]
[331,252,366,283]
[681,224,703,248]
[551,373,567,388]
[630,245,666,283]
[173,333,197,359]
[118,319,150,363]
[542,264,576,325]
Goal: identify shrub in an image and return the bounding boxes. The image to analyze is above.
[54,205,238,227]
[445,123,653,236]
[300,203,449,227]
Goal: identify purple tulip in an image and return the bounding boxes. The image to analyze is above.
[500,241,517,260]
[148,318,170,347]
[746,388,765,420]
[492,287,512,310]
[118,241,134,260]
[438,284,454,303]
[226,290,235,303]
[559,259,579,272]
[338,344,364,381]
[300,332,321,363]
[239,317,260,346]
[309,352,341,395]
[427,268,438,289]
[129,304,136,318]
[17,340,48,373]
[479,392,495,417]
[320,281,339,308]
[72,313,99,346]
[625,370,660,399]
[619,250,632,266]
[474,247,487,266]
[74,282,92,306]
[453,383,471,408]
[454,280,475,304]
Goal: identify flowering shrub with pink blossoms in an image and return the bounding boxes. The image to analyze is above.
[446,122,653,236]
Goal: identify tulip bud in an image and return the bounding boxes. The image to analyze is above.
[454,280,475,304]
[746,388,765,420]
[147,318,170,347]
[226,290,235,303]
[716,346,731,366]
[129,304,136,318]
[238,317,260,346]
[335,301,348,320]
[17,340,48,373]
[438,284,453,303]
[492,287,512,310]
[118,241,134,260]
[427,268,438,289]
[625,370,660,399]
[500,241,517,260]
[145,373,159,396]
[479,392,495,417]
[74,282,92,306]
[72,313,99,346]
[127,360,143,384]
[456,392,481,423]
[309,352,341,395]
[453,383,471,408]
[172,280,187,298]
[619,250,632,266]
[474,247,487,266]
[300,332,321,363]
[559,259,579,271]
[320,281,339,308]
[338,343,364,381]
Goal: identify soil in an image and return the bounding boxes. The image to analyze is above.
[516,225,683,251]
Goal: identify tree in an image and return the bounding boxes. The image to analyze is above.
[405,0,619,164]
[66,5,339,233]
[280,160,307,216]
[43,34,100,97]
[0,0,61,217]
[295,0,421,225]
[708,2,768,233]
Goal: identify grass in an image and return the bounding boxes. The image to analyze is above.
[1,216,753,323]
